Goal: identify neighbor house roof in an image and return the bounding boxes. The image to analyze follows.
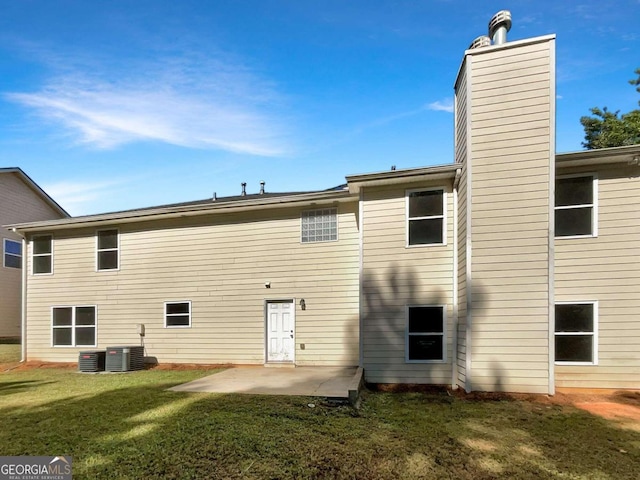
[0,167,70,218]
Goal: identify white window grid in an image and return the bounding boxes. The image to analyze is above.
[301,208,338,243]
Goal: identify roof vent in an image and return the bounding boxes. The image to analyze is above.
[260,181,265,195]
[488,10,512,45]
[241,182,247,196]
[469,35,491,50]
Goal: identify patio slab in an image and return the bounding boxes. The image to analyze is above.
[169,366,361,401]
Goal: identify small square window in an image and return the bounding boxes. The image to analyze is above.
[165,301,192,328]
[301,208,338,243]
[406,305,446,362]
[555,302,597,364]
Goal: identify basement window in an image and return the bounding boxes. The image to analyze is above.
[407,189,446,246]
[301,208,338,243]
[165,301,192,328]
[3,239,21,269]
[406,305,446,362]
[555,302,597,364]
[32,235,53,275]
[555,175,597,237]
[97,229,119,271]
[52,306,97,347]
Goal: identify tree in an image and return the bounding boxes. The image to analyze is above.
[580,68,640,149]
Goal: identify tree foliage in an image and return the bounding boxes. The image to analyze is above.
[580,68,640,149]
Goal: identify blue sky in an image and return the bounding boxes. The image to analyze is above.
[1,1,638,215]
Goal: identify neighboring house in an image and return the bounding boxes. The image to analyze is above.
[0,168,69,338]
[7,14,640,393]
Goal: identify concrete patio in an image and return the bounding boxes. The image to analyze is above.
[169,366,363,403]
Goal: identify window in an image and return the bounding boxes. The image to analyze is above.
[301,208,337,243]
[555,175,597,237]
[406,305,446,362]
[32,235,53,274]
[555,302,597,364]
[3,239,21,269]
[52,306,97,347]
[97,229,119,271]
[165,301,191,328]
[407,189,446,246]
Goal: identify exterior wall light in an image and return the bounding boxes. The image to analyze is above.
[300,299,306,310]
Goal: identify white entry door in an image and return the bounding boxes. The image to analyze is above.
[266,300,295,363]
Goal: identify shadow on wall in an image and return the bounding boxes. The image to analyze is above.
[361,263,448,385]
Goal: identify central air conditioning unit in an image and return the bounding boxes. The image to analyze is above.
[78,350,106,372]
[105,345,145,372]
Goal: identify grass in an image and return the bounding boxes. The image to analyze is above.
[0,367,639,479]
[0,343,20,363]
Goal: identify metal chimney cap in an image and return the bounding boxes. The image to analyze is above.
[469,35,491,50]
[488,10,512,38]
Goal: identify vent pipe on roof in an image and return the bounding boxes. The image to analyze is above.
[212,192,217,202]
[469,35,491,50]
[241,182,247,196]
[260,181,265,195]
[488,10,512,45]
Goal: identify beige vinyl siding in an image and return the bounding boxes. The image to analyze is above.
[465,37,554,394]
[25,203,360,365]
[456,164,468,389]
[1,172,65,337]
[555,164,640,389]
[361,182,454,384]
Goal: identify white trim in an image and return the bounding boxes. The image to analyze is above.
[405,187,447,247]
[548,38,556,395]
[31,234,53,276]
[96,228,120,272]
[405,304,447,364]
[164,300,192,328]
[300,207,339,244]
[51,305,98,348]
[555,173,598,239]
[554,301,598,366]
[3,238,22,268]
[451,170,460,388]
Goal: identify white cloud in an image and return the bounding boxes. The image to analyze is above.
[425,99,454,113]
[5,51,291,157]
[42,179,129,216]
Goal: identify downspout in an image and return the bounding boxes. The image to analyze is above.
[358,189,364,368]
[451,168,461,389]
[13,229,27,362]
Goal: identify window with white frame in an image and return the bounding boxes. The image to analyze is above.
[3,239,21,269]
[555,175,597,237]
[52,306,97,347]
[165,301,192,328]
[32,235,53,274]
[97,229,119,271]
[406,305,446,362]
[407,189,445,246]
[555,302,597,364]
[301,208,337,243]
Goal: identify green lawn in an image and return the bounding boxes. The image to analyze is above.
[1,368,638,479]
[0,343,20,364]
